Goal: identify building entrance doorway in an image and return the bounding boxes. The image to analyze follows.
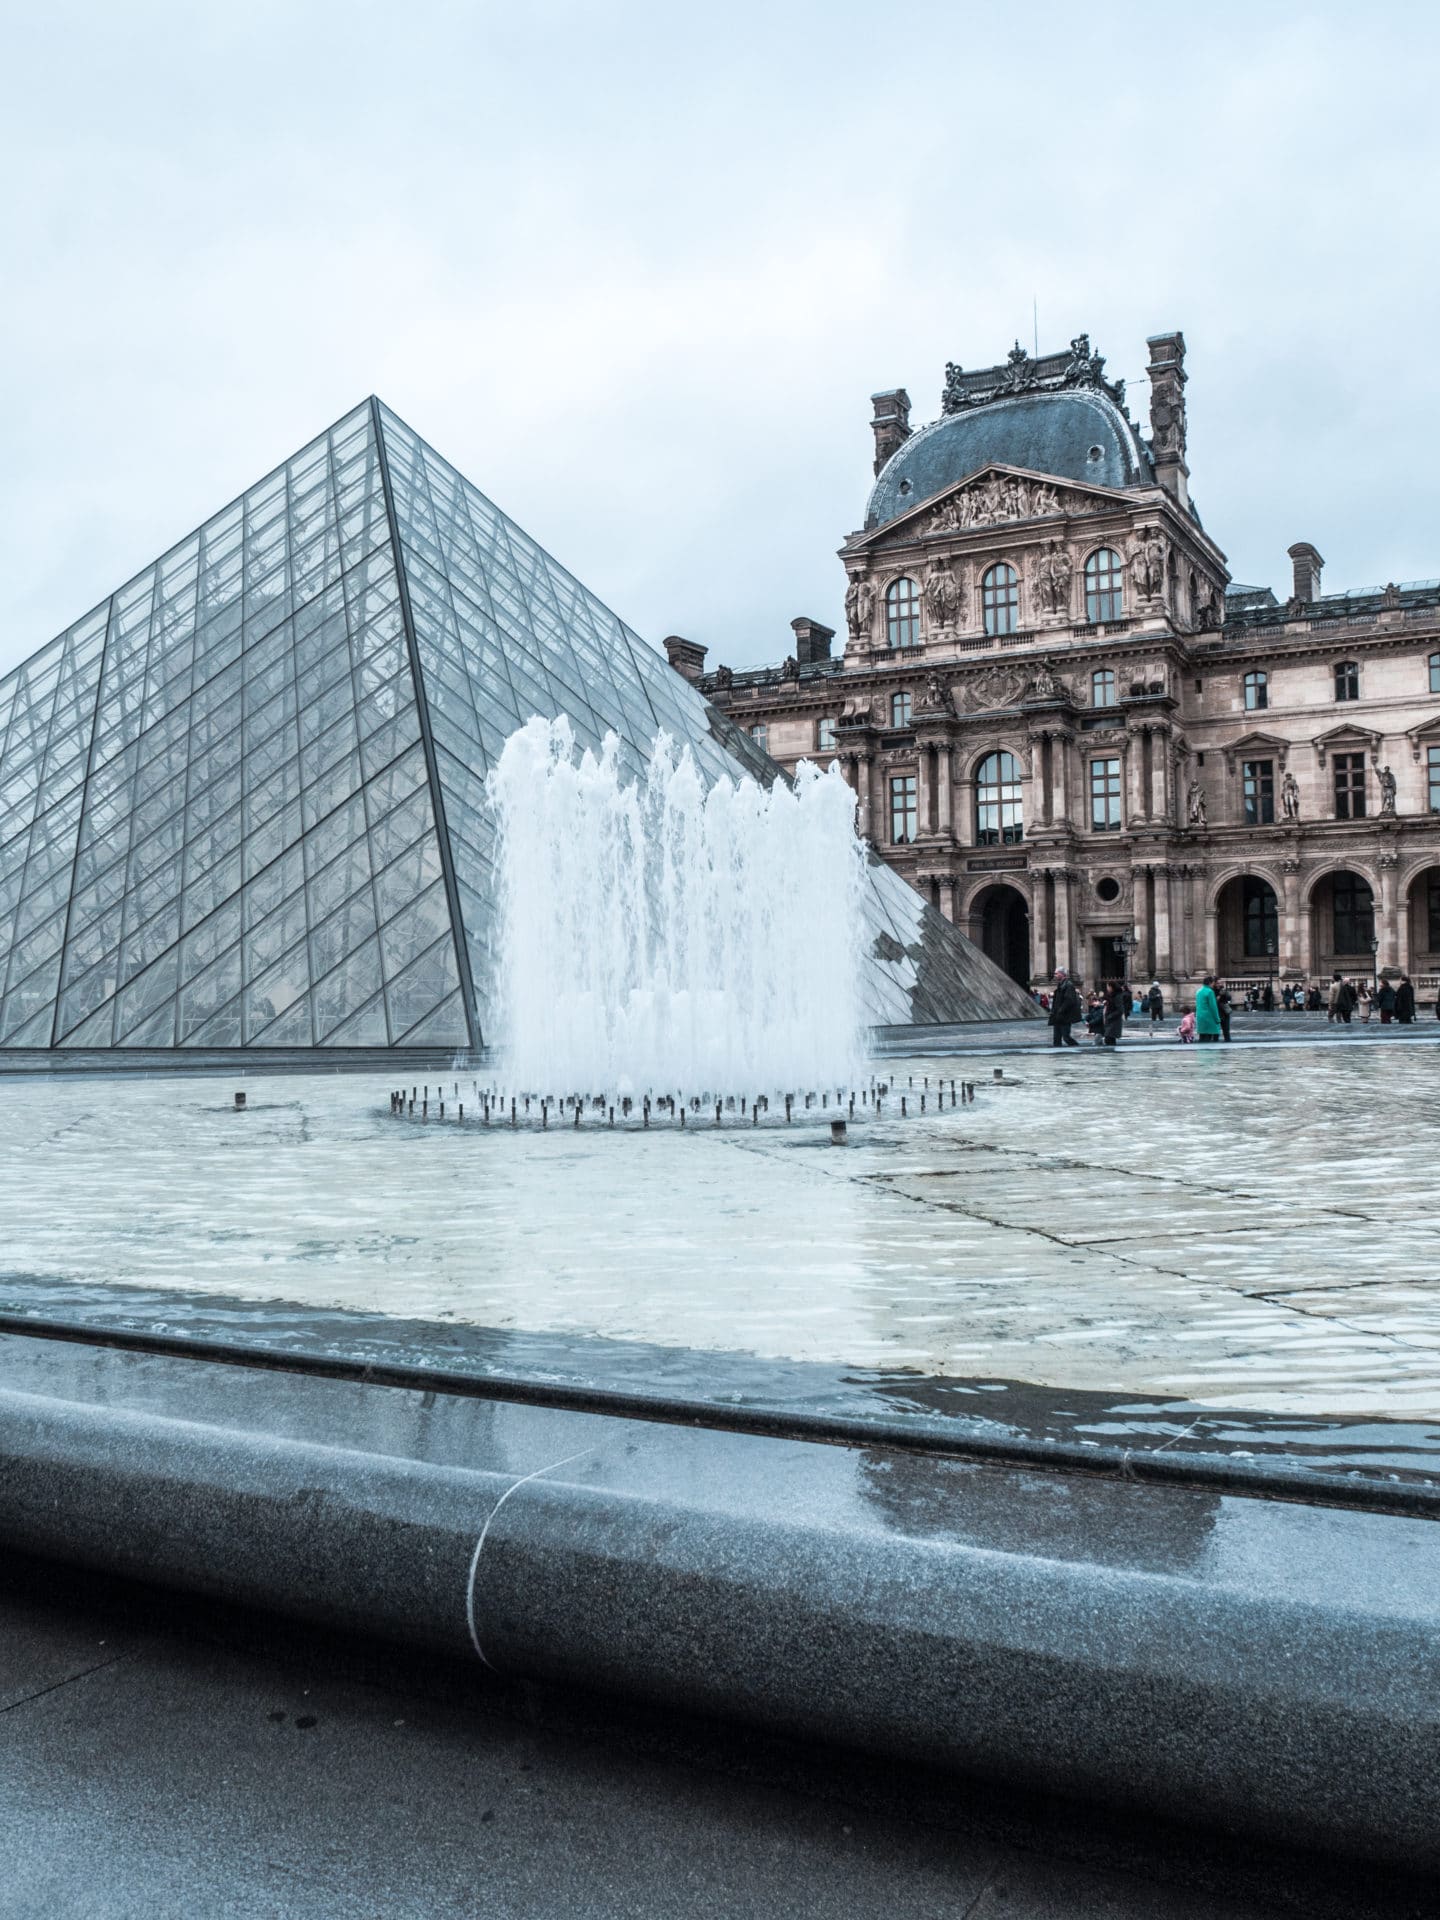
[1094,934,1127,985]
[968,884,1030,986]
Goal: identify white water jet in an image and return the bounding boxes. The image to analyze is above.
[486,717,867,1094]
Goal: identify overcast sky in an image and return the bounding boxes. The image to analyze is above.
[3,0,1439,682]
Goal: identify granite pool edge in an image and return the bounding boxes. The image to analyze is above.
[0,1345,1435,1871]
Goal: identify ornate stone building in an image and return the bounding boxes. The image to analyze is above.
[669,332,1440,999]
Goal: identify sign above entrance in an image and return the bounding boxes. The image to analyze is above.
[967,856,1027,872]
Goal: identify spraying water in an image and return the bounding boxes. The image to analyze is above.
[486,717,867,1094]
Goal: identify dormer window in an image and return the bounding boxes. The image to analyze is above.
[1084,549,1123,622]
[886,577,920,649]
[981,563,1019,637]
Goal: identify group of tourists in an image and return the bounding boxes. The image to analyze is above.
[1043,964,1434,1048]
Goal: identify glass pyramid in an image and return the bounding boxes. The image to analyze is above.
[0,399,1034,1053]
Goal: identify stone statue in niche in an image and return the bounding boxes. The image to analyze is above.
[845,575,874,638]
[1033,544,1072,617]
[1281,769,1300,821]
[1130,534,1166,602]
[1187,779,1208,827]
[923,560,964,632]
[1377,764,1398,814]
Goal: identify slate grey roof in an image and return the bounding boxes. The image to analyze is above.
[865,388,1154,530]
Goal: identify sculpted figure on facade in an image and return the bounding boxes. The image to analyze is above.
[923,560,964,633]
[1023,662,1069,703]
[712,663,733,690]
[1377,763,1398,814]
[1281,769,1300,821]
[1033,543,1072,617]
[1001,342,1037,394]
[1130,533,1166,602]
[1063,333,1106,389]
[1186,779,1208,827]
[844,574,875,639]
[916,671,953,716]
[922,475,1073,537]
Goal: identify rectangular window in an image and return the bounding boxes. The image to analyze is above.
[1429,744,1440,813]
[816,716,836,751]
[1242,759,1274,827]
[1089,756,1121,831]
[1333,751,1366,819]
[890,691,912,729]
[889,775,917,845]
[751,723,769,754]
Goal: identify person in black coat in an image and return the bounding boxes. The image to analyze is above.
[1048,970,1083,1047]
[1395,976,1415,1024]
[1216,982,1233,1042]
[1102,981,1126,1047]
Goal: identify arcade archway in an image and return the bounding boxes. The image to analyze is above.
[968,883,1031,987]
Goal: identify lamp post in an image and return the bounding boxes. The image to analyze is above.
[1120,926,1139,992]
[1266,933,1277,1008]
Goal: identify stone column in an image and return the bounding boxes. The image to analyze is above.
[1380,859,1399,971]
[1153,865,1173,977]
[916,749,932,839]
[1042,870,1056,976]
[1052,732,1072,829]
[940,876,958,923]
[936,744,953,836]
[854,751,873,841]
[1281,862,1302,976]
[1052,868,1073,975]
[1038,735,1054,828]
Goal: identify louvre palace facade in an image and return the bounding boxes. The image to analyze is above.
[681,332,1440,997]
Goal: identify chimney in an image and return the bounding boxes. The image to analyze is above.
[870,389,912,476]
[1286,542,1324,603]
[663,635,707,683]
[1145,332,1189,508]
[790,616,835,666]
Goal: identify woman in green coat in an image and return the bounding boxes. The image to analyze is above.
[1194,976,1222,1044]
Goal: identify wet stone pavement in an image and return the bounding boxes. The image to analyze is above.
[0,1029,1438,1425]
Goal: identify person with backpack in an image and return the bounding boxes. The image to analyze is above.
[1146,980,1164,1027]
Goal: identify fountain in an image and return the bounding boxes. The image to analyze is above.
[484,716,867,1097]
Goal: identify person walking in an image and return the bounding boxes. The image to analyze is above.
[1102,980,1126,1048]
[1335,976,1356,1025]
[1396,975,1416,1024]
[1358,981,1372,1023]
[1048,969,1082,1048]
[1147,980,1164,1028]
[1195,976,1222,1044]
[1377,977,1397,1024]
[1216,981,1233,1042]
[1327,972,1342,1023]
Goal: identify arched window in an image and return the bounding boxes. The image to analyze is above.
[975,751,1024,846]
[1091,667,1116,707]
[1429,653,1440,694]
[890,690,912,728]
[1334,660,1359,701]
[886,577,920,649]
[1244,670,1268,711]
[981,563,1019,636]
[1084,549,1123,622]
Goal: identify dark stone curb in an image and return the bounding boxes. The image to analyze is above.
[0,1339,1436,1873]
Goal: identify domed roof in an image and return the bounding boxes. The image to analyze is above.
[865,387,1152,531]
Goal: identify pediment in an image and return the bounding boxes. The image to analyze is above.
[1405,714,1440,760]
[848,463,1133,551]
[1312,721,1380,766]
[1221,729,1291,770]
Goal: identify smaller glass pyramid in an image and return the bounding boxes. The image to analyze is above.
[0,400,1035,1051]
